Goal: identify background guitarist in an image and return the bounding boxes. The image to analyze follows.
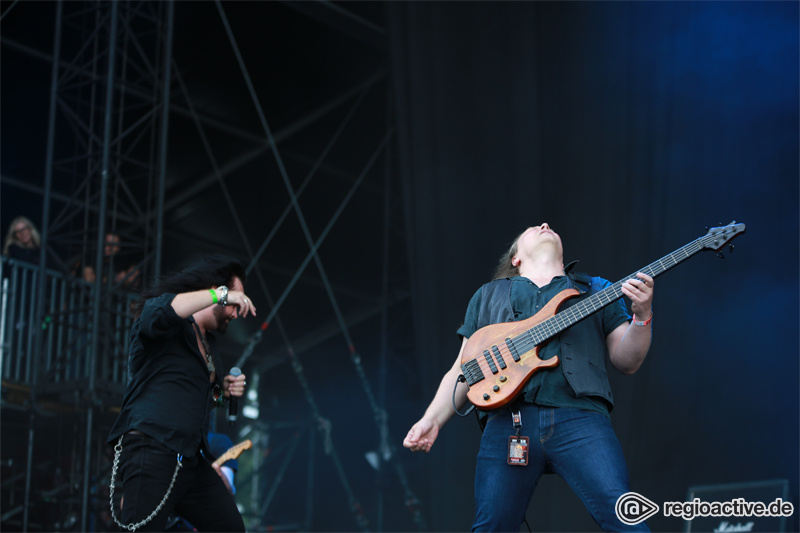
[166,432,242,531]
[403,223,654,532]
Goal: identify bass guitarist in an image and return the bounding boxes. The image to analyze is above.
[403,223,654,532]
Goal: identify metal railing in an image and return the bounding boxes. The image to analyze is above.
[0,255,136,394]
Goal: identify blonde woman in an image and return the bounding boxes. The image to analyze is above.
[3,216,42,264]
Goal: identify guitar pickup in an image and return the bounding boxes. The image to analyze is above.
[506,338,521,362]
[492,345,507,369]
[483,350,499,374]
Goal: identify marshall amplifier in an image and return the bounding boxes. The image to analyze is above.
[683,479,792,533]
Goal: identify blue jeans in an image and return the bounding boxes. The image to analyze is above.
[472,405,649,532]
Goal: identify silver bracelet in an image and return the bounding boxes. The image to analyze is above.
[217,285,229,306]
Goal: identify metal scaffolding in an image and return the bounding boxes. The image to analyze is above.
[1,1,423,531]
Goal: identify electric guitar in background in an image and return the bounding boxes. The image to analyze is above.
[213,439,252,467]
[460,222,746,411]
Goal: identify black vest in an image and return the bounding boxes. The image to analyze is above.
[474,272,615,409]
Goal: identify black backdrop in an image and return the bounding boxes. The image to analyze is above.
[389,2,798,531]
[0,1,797,531]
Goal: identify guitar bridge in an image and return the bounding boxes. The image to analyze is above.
[460,358,484,385]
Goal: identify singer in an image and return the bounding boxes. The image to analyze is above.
[107,254,255,532]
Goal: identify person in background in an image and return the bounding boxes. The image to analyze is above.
[166,432,241,532]
[82,232,140,288]
[3,215,43,265]
[207,432,239,495]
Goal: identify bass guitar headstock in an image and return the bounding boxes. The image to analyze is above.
[701,221,746,254]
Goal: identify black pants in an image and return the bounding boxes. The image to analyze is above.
[114,433,245,532]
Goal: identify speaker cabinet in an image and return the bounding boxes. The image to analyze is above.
[682,479,791,532]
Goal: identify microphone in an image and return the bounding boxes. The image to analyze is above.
[228,367,241,426]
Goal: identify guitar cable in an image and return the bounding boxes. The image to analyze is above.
[453,374,475,417]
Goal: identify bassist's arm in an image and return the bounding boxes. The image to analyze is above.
[608,272,654,375]
[403,337,470,453]
[607,319,652,375]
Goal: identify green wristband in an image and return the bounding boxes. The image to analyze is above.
[209,288,218,304]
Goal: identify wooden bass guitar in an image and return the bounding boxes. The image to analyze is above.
[460,222,746,410]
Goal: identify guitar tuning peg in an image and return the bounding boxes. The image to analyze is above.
[716,251,726,259]
[729,244,735,254]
